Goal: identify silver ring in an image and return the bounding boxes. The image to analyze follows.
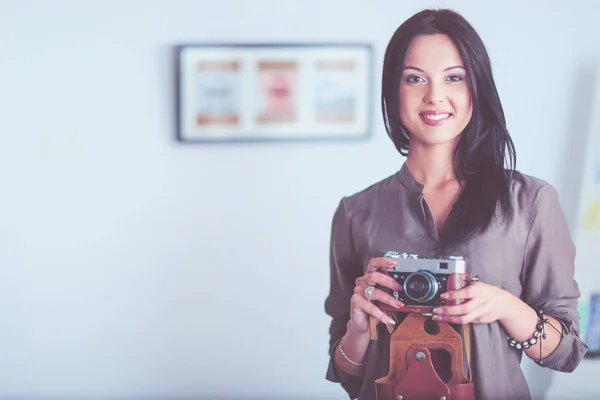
[364,286,375,301]
[466,275,481,284]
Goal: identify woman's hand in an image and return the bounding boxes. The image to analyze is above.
[349,257,405,333]
[431,281,515,324]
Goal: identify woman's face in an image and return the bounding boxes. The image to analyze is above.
[399,34,473,150]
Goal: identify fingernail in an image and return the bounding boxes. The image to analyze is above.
[433,308,442,314]
[388,319,396,325]
[432,316,441,321]
[395,302,404,308]
[387,260,397,266]
[440,293,448,300]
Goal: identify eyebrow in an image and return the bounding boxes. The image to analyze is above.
[403,65,466,72]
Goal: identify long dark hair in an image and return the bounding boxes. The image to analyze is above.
[381,9,517,248]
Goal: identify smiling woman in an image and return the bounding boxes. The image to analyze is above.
[324,8,588,400]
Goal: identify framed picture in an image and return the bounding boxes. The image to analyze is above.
[575,67,600,356]
[175,43,373,143]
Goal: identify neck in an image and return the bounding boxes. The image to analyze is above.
[405,145,457,189]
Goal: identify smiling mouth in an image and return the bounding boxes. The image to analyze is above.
[419,112,453,126]
[420,112,452,120]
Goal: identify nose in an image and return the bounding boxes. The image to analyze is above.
[424,82,445,105]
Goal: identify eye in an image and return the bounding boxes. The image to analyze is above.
[446,75,464,82]
[405,74,425,84]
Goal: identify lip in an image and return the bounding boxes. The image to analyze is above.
[419,110,453,126]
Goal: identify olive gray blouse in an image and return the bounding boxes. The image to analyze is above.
[324,163,588,400]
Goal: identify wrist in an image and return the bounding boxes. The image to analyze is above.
[346,319,372,339]
[335,320,371,372]
[498,290,523,324]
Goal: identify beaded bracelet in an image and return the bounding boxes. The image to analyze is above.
[339,337,367,366]
[507,309,564,364]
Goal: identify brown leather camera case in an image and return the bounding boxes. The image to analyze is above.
[374,313,474,400]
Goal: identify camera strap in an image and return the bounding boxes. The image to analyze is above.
[460,323,473,381]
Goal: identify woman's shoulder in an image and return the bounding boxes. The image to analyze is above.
[510,169,550,191]
[508,169,563,210]
[338,171,404,213]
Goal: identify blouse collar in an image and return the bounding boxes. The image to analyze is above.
[397,162,424,194]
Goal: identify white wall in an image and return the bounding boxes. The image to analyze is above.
[0,0,598,399]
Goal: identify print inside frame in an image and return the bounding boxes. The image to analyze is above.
[175,43,373,143]
[573,67,600,358]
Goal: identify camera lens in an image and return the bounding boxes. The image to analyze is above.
[403,271,438,302]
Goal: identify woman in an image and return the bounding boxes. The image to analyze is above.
[324,8,588,400]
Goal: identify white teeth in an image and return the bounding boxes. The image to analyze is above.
[422,113,450,120]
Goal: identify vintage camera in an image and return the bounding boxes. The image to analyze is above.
[376,251,470,315]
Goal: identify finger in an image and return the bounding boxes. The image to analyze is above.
[441,282,482,301]
[433,313,473,325]
[433,305,486,325]
[433,302,489,325]
[354,296,397,325]
[354,285,404,310]
[366,257,397,273]
[433,298,481,316]
[357,271,403,291]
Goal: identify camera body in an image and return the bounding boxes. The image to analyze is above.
[377,251,470,315]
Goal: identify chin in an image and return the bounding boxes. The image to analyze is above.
[412,131,461,147]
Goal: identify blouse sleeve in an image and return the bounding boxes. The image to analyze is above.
[520,183,589,371]
[324,198,364,399]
